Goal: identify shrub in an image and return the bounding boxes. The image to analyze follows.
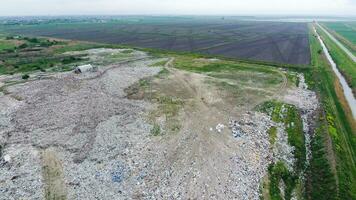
[22,74,30,80]
[19,43,28,49]
[150,123,161,136]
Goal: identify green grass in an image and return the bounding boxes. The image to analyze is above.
[149,60,169,67]
[268,161,298,200]
[0,36,96,75]
[0,40,16,52]
[323,22,356,44]
[150,123,161,136]
[256,100,307,199]
[171,55,286,86]
[257,101,306,174]
[268,126,278,145]
[53,42,104,54]
[316,25,356,94]
[305,24,356,200]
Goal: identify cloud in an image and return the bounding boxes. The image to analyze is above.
[0,0,355,16]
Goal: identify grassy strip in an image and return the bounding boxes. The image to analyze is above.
[257,101,306,174]
[268,161,298,200]
[316,25,356,95]
[144,47,310,70]
[42,149,67,200]
[305,24,355,200]
[256,100,306,200]
[268,126,278,145]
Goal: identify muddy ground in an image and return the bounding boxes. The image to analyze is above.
[0,49,317,199]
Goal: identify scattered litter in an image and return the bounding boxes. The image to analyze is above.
[229,120,242,138]
[215,123,225,133]
[3,154,11,163]
[74,64,98,74]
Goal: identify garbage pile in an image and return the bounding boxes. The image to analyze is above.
[229,120,243,138]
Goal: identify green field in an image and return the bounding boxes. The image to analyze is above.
[324,22,356,44]
[323,22,356,55]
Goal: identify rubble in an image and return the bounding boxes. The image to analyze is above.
[283,73,318,168]
[227,112,274,200]
[0,51,162,199]
[3,154,11,163]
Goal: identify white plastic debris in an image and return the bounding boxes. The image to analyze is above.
[215,123,225,133]
[4,154,11,163]
[74,64,98,74]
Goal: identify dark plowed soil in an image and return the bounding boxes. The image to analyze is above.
[5,21,311,65]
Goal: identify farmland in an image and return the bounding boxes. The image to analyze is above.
[322,22,356,55]
[323,22,356,44]
[0,16,310,65]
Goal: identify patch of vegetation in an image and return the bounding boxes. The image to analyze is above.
[316,25,356,95]
[306,125,338,200]
[0,35,89,75]
[61,56,82,64]
[0,40,16,52]
[257,101,306,174]
[21,74,29,80]
[150,123,161,136]
[149,60,169,67]
[268,161,298,200]
[42,149,67,200]
[268,126,278,145]
[53,42,104,54]
[157,68,170,77]
[156,96,183,118]
[121,49,134,54]
[305,24,355,200]
[286,73,299,87]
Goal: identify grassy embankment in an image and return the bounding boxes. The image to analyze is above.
[316,24,356,95]
[305,24,355,200]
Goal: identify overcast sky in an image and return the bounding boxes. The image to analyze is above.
[1,0,356,16]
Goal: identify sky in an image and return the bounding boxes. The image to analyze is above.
[0,0,356,16]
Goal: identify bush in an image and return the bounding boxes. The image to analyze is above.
[150,123,161,136]
[19,43,28,49]
[22,74,30,80]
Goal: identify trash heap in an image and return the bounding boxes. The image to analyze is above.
[229,120,242,138]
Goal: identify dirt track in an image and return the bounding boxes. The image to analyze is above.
[0,49,316,199]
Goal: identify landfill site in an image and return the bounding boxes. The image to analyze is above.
[0,48,318,199]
